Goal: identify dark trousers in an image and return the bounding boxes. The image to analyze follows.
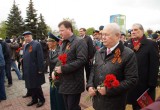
[5,63,12,84]
[132,103,141,110]
[85,62,91,82]
[50,86,66,110]
[0,66,6,100]
[26,88,32,96]
[63,93,81,110]
[30,87,45,102]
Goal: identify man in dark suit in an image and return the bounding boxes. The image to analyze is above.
[79,28,94,82]
[22,31,45,108]
[124,23,159,110]
[53,21,88,110]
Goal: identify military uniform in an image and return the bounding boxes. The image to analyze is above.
[47,32,65,110]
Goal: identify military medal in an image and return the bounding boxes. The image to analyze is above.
[29,45,32,52]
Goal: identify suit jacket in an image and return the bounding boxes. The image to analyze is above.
[59,35,88,94]
[83,35,94,60]
[124,36,159,104]
[23,40,45,89]
[87,41,138,110]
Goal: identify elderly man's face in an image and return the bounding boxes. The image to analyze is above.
[102,28,119,48]
[47,41,57,49]
[131,25,144,39]
[24,35,32,43]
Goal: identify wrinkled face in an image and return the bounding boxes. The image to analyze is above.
[131,25,144,39]
[24,35,32,43]
[59,25,71,40]
[79,29,85,37]
[47,41,57,49]
[102,28,119,48]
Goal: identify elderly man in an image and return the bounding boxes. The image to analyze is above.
[86,23,138,110]
[53,21,88,110]
[22,31,45,107]
[125,23,159,110]
[47,32,65,110]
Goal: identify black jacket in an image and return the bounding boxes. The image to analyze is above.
[59,35,88,94]
[124,36,159,104]
[83,35,94,60]
[87,41,138,110]
[0,40,11,63]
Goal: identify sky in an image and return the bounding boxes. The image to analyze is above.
[0,0,160,31]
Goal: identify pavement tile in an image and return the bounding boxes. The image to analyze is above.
[0,71,92,110]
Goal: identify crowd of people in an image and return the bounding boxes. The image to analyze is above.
[0,21,160,110]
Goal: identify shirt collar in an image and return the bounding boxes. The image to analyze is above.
[108,41,119,52]
[67,34,74,43]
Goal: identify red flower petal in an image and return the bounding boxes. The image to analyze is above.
[112,80,120,87]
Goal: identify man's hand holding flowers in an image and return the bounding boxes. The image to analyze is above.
[88,87,96,96]
[55,66,62,74]
[97,86,107,95]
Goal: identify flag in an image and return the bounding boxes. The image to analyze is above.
[137,88,153,108]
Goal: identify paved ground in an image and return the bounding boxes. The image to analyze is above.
[1,70,160,110]
[0,70,93,110]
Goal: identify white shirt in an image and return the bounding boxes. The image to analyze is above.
[107,42,119,55]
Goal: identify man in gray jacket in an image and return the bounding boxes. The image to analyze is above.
[53,21,88,110]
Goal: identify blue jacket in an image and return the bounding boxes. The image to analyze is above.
[0,44,5,66]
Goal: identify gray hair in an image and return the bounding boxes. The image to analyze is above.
[106,23,121,36]
[132,23,144,32]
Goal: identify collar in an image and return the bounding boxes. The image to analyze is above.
[64,35,75,43]
[108,42,119,52]
[131,35,147,45]
[100,41,124,54]
[82,35,86,38]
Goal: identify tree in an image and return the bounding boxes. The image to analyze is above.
[63,18,79,36]
[37,13,48,40]
[0,21,7,39]
[86,27,95,35]
[6,0,24,38]
[25,0,38,39]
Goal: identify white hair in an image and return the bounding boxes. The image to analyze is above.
[132,23,144,32]
[105,23,121,36]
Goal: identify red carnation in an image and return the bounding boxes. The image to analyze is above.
[112,80,120,87]
[55,76,59,79]
[58,40,63,46]
[58,53,67,65]
[103,74,120,89]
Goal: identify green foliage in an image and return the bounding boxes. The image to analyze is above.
[37,13,48,40]
[6,0,24,38]
[0,21,7,39]
[24,0,38,40]
[86,27,95,35]
[73,29,79,36]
